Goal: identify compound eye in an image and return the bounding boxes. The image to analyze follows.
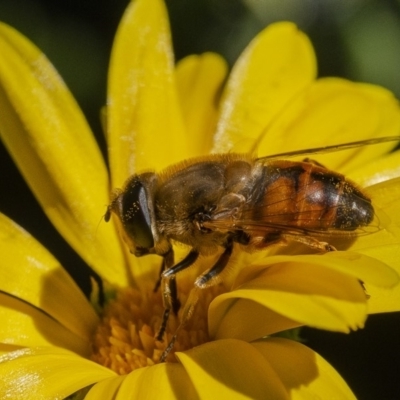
[120,179,155,251]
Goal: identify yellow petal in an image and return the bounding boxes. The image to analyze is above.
[85,375,126,399]
[114,363,197,399]
[0,213,98,341]
[210,260,367,337]
[317,252,399,288]
[366,277,400,314]
[175,53,228,156]
[210,295,300,342]
[212,22,316,154]
[252,338,356,399]
[108,0,188,188]
[366,177,400,240]
[0,292,89,356]
[176,339,289,399]
[0,347,116,399]
[349,178,400,313]
[235,253,399,291]
[256,78,400,172]
[0,24,127,285]
[0,344,24,356]
[349,149,400,187]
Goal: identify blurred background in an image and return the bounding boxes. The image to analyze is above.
[0,0,399,398]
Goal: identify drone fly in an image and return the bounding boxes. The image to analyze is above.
[105,136,398,360]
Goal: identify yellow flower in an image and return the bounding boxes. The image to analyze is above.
[0,0,399,398]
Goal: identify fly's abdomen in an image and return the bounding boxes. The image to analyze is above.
[302,165,374,230]
[253,161,374,232]
[333,180,374,230]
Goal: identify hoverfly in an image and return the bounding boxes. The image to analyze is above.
[105,136,399,360]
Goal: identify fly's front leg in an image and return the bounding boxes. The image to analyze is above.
[153,248,174,292]
[155,275,178,342]
[159,238,234,362]
[159,285,201,362]
[155,249,199,341]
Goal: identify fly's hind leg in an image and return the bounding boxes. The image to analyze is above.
[281,233,368,297]
[280,233,336,252]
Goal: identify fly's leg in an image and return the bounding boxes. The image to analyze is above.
[159,286,201,362]
[155,249,199,342]
[159,238,234,362]
[280,233,337,252]
[302,158,327,168]
[258,232,336,252]
[194,238,234,288]
[280,232,368,296]
[153,248,174,293]
[155,276,179,341]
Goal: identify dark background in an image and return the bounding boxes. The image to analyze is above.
[0,0,399,398]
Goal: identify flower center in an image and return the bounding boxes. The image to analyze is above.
[90,279,223,374]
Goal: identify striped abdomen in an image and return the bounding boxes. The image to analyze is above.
[248,160,374,232]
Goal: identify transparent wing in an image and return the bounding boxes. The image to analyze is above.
[256,136,400,162]
[204,210,383,240]
[203,171,384,240]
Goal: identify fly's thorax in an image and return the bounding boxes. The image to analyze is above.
[153,155,257,250]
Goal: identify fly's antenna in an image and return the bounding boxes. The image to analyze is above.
[95,207,109,239]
